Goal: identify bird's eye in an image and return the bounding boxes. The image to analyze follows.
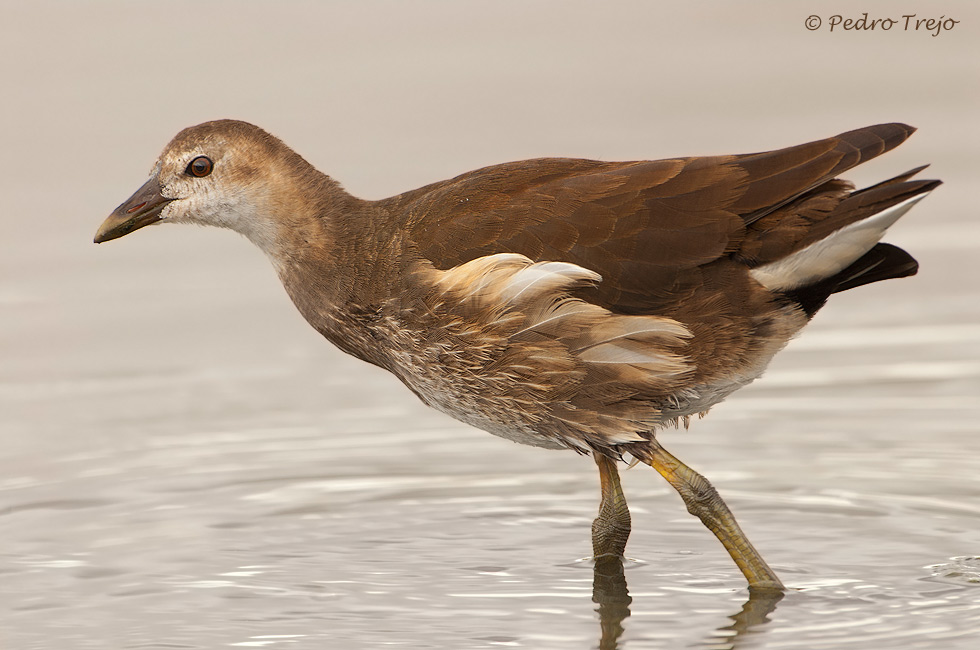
[186,156,214,178]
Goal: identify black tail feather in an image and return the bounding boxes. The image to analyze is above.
[785,243,919,318]
[849,165,931,197]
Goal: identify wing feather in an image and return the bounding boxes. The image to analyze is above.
[395,124,919,317]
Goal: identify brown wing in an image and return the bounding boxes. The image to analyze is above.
[393,124,916,314]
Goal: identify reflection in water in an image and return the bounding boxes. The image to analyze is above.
[592,555,632,650]
[591,556,783,650]
[710,587,784,649]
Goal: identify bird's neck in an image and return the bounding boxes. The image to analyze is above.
[261,169,410,361]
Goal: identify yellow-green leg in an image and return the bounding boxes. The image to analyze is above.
[642,442,784,591]
[592,453,632,557]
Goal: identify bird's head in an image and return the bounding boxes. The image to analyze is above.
[94,120,320,254]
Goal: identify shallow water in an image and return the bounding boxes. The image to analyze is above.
[5,351,980,649]
[3,1,980,648]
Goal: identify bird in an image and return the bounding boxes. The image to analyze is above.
[95,120,940,591]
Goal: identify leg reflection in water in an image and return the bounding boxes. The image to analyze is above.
[591,556,784,650]
[711,587,784,649]
[593,555,632,650]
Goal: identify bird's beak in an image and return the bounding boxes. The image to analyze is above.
[94,176,176,243]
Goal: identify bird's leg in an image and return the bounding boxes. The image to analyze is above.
[592,453,632,557]
[642,441,784,591]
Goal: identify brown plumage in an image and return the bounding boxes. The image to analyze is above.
[95,121,940,590]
